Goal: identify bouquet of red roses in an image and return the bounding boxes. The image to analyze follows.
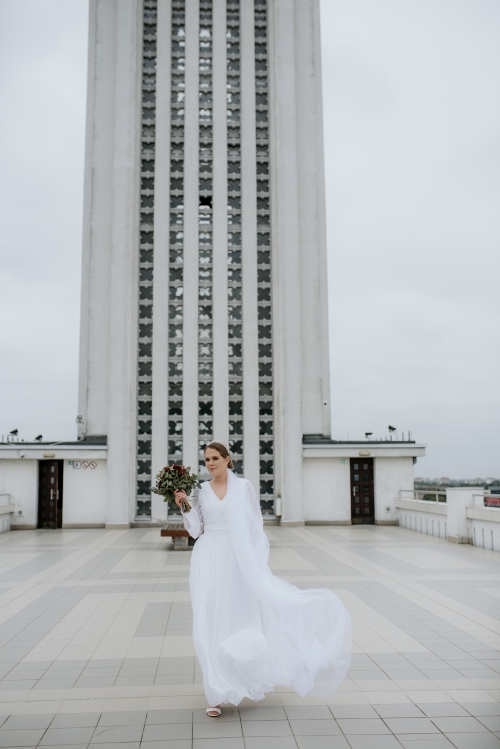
[151,464,201,513]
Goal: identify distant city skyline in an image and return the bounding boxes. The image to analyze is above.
[415,477,500,485]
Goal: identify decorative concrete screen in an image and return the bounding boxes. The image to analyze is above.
[168,3,186,475]
[136,0,159,517]
[197,0,214,475]
[77,0,337,526]
[254,0,274,513]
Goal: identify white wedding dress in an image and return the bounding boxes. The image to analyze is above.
[181,470,351,707]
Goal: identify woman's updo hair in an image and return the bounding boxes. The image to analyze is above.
[204,441,234,470]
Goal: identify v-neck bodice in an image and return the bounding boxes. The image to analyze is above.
[207,480,227,502]
[195,481,228,525]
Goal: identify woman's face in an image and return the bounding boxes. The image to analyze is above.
[205,448,229,478]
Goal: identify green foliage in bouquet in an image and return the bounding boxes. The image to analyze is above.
[151,464,201,513]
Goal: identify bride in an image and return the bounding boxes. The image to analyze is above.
[174,441,351,717]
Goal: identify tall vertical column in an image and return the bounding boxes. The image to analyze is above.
[313,0,331,438]
[212,0,229,444]
[294,0,330,437]
[183,0,200,471]
[240,0,259,492]
[151,0,172,521]
[269,0,303,525]
[78,0,116,438]
[106,0,141,528]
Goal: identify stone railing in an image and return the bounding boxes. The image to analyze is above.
[395,487,500,551]
[396,490,447,538]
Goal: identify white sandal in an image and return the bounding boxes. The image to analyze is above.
[206,706,221,717]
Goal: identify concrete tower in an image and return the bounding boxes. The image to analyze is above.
[78,0,330,527]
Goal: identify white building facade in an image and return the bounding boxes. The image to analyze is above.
[78,0,332,527]
[0,0,426,530]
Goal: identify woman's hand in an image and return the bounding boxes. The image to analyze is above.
[174,489,188,508]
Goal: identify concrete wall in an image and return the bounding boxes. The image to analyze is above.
[399,508,447,539]
[302,455,415,524]
[0,460,38,528]
[0,447,421,529]
[469,515,500,552]
[302,457,350,523]
[395,488,500,552]
[0,447,108,530]
[62,460,107,527]
[374,457,415,525]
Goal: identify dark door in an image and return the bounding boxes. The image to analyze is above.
[38,461,63,529]
[350,458,375,524]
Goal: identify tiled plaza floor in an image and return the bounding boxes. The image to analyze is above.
[0,525,499,749]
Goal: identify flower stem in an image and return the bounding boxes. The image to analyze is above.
[180,498,191,513]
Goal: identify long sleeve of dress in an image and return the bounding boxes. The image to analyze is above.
[182,487,203,539]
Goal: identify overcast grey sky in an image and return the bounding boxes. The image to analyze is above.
[0,0,499,477]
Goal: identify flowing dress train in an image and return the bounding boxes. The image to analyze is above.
[182,470,351,707]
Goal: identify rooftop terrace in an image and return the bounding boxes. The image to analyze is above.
[0,525,499,748]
